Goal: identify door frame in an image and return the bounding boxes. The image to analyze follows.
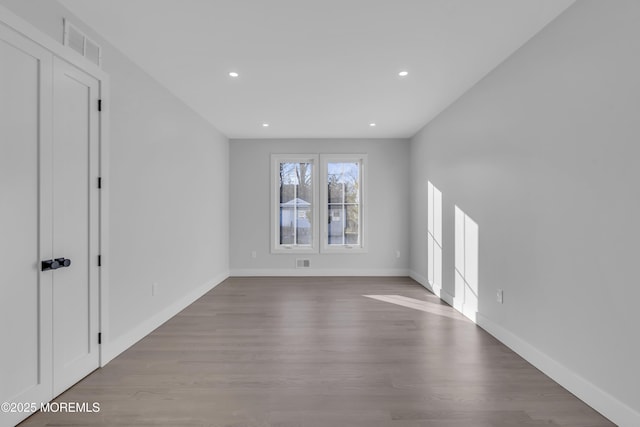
[0,5,111,367]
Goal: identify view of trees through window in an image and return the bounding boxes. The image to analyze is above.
[327,162,360,245]
[279,162,313,246]
[273,155,365,252]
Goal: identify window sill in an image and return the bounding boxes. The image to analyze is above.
[321,246,368,254]
[271,246,318,254]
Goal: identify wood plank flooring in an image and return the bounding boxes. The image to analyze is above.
[19,277,614,426]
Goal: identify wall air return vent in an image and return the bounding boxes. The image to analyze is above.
[63,19,102,67]
[296,259,311,268]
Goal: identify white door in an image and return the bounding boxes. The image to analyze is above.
[52,57,100,397]
[0,24,54,427]
[1,26,101,427]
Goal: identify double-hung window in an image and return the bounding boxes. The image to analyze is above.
[320,154,367,252]
[271,153,366,254]
[271,155,319,253]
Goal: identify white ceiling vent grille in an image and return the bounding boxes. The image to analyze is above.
[296,259,310,269]
[63,19,102,67]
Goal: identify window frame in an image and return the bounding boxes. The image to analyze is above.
[320,154,368,253]
[270,154,319,254]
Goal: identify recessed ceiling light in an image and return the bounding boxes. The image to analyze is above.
[262,123,270,127]
[229,72,239,77]
[369,123,376,127]
[398,71,409,77]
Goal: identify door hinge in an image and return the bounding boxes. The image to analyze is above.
[98,333,102,344]
[98,255,102,267]
[98,99,102,112]
[98,177,102,189]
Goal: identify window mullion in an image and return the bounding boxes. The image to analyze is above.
[342,181,345,245]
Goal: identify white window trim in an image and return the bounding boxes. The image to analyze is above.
[271,154,319,254]
[320,154,368,253]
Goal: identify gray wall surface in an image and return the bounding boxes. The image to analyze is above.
[409,0,640,419]
[4,0,639,423]
[1,0,230,343]
[230,139,410,275]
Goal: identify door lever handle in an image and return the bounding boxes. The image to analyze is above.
[42,259,60,271]
[55,258,71,268]
[41,258,71,271]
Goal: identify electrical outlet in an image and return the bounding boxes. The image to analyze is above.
[251,251,257,259]
[152,282,158,297]
[496,289,503,304]
[396,250,401,259]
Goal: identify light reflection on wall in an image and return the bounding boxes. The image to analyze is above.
[454,206,479,322]
[427,181,443,296]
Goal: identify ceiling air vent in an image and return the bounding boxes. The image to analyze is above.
[296,259,310,269]
[63,19,102,67]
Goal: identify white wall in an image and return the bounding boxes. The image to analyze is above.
[230,139,410,276]
[0,0,230,360]
[410,1,640,425]
[5,0,638,423]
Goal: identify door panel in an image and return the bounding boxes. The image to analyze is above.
[52,57,100,396]
[1,20,103,426]
[0,24,54,427]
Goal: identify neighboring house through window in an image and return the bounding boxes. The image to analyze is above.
[271,155,318,253]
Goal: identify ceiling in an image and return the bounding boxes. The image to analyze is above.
[59,0,574,139]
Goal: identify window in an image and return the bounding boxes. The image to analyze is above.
[271,154,366,254]
[321,155,367,252]
[271,155,319,253]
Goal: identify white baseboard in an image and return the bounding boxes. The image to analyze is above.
[459,303,477,323]
[101,271,229,365]
[440,289,456,308]
[408,270,429,287]
[409,270,447,303]
[410,269,636,425]
[477,314,639,427]
[409,270,438,296]
[230,268,409,277]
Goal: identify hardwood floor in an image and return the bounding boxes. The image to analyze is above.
[19,277,613,426]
